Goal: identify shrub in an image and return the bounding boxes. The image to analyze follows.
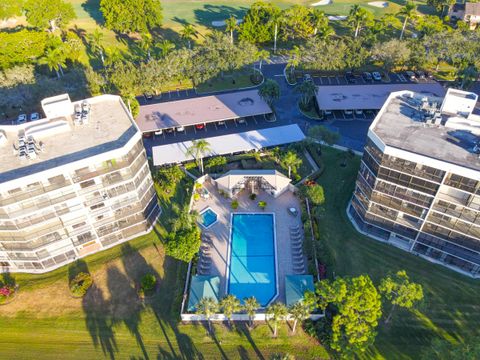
[69,272,93,297]
[141,274,156,293]
[231,200,239,209]
[249,193,257,200]
[166,226,201,262]
[193,193,200,201]
[303,184,325,206]
[258,201,267,209]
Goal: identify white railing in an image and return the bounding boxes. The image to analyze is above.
[180,313,324,322]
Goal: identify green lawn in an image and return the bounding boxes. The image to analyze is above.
[196,68,260,94]
[313,147,480,358]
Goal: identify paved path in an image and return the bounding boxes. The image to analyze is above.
[304,150,319,171]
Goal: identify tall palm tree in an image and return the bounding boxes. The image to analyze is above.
[224,16,238,45]
[139,32,153,61]
[157,40,175,57]
[39,48,66,79]
[104,46,123,67]
[196,297,218,334]
[281,150,302,178]
[88,29,105,65]
[258,79,281,110]
[186,139,211,174]
[268,9,283,54]
[287,46,301,77]
[295,80,317,108]
[348,5,373,38]
[180,23,198,49]
[309,8,328,36]
[398,2,417,40]
[266,302,288,337]
[220,294,241,329]
[289,301,311,334]
[243,297,259,329]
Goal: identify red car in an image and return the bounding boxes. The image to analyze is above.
[195,124,205,130]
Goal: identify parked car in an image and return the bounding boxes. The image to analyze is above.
[74,105,82,122]
[217,121,226,126]
[176,126,185,132]
[154,130,163,136]
[372,72,382,81]
[344,109,353,116]
[415,70,426,79]
[303,73,313,83]
[144,93,153,101]
[17,114,27,124]
[237,118,247,125]
[165,128,174,134]
[355,109,363,116]
[324,110,333,117]
[424,71,434,79]
[195,124,205,130]
[345,71,356,84]
[362,72,373,82]
[29,112,40,121]
[405,71,416,81]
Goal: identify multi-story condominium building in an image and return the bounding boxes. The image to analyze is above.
[0,94,159,273]
[349,88,480,277]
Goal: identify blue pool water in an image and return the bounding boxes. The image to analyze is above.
[228,213,276,306]
[200,208,218,228]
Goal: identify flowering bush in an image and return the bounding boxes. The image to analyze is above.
[0,286,13,297]
[69,272,93,297]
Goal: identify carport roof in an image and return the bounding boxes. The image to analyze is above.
[152,124,305,166]
[136,89,272,132]
[315,83,446,111]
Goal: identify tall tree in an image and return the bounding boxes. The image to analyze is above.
[104,46,124,67]
[23,0,76,32]
[258,79,280,110]
[287,46,301,77]
[427,0,455,16]
[282,150,303,178]
[266,302,288,337]
[289,301,312,334]
[243,297,260,329]
[196,297,218,334]
[224,16,238,45]
[282,5,312,41]
[371,39,411,72]
[88,29,105,65]
[379,270,423,324]
[139,32,153,61]
[309,8,329,36]
[398,2,417,40]
[295,80,317,107]
[347,5,374,38]
[0,0,23,20]
[0,30,48,70]
[239,1,281,47]
[186,139,211,174]
[100,0,163,33]
[39,48,67,79]
[157,40,175,57]
[180,23,198,49]
[220,294,241,329]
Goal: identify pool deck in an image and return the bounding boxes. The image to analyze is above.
[192,179,305,304]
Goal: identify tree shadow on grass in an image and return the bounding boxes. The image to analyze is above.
[193,5,249,29]
[81,0,105,26]
[236,322,265,360]
[68,259,90,283]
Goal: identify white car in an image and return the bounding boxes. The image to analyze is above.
[30,112,40,121]
[372,72,382,81]
[176,126,185,132]
[154,130,163,136]
[17,114,27,124]
[324,110,332,116]
[355,109,363,116]
[344,109,353,116]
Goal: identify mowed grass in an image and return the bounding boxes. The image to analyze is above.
[0,176,329,360]
[314,147,480,359]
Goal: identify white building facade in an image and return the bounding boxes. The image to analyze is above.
[0,94,159,273]
[349,89,480,277]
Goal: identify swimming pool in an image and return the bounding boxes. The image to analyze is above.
[227,213,277,307]
[199,208,218,229]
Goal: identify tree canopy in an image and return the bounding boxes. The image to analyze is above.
[165,225,201,262]
[0,30,48,70]
[100,0,163,33]
[0,0,23,20]
[23,0,76,31]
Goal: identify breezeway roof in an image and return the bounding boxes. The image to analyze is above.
[315,83,446,111]
[152,124,306,166]
[187,275,220,311]
[136,90,272,132]
[285,275,314,307]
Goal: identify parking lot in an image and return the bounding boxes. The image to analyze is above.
[325,109,377,121]
[311,71,437,87]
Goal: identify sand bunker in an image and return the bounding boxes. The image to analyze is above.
[311,0,332,6]
[328,15,347,21]
[211,19,243,27]
[368,1,389,8]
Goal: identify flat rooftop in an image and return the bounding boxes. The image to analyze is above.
[152,124,305,166]
[136,89,272,132]
[0,95,137,184]
[373,92,480,172]
[316,83,446,110]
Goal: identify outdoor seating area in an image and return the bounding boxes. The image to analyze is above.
[290,224,306,274]
[197,232,213,275]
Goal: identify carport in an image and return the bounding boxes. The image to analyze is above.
[152,124,305,166]
[315,83,446,113]
[136,89,272,134]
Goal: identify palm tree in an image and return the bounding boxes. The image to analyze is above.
[224,16,237,45]
[139,32,153,61]
[104,46,123,67]
[310,8,328,36]
[186,139,211,174]
[266,302,288,337]
[289,301,311,334]
[317,24,335,41]
[295,80,317,108]
[157,40,175,57]
[282,151,302,178]
[258,79,281,110]
[220,294,241,329]
[196,297,218,334]
[268,9,283,54]
[87,29,105,65]
[348,5,373,38]
[398,2,417,40]
[181,23,198,49]
[287,46,301,77]
[39,48,66,79]
[243,297,259,329]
